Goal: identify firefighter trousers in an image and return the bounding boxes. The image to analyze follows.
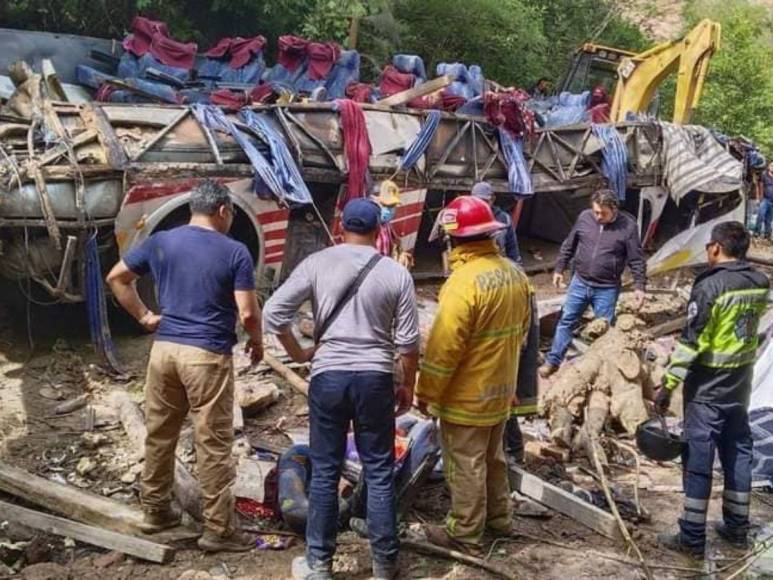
[680,401,753,547]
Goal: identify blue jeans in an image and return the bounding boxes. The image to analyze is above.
[546,276,620,367]
[306,371,397,568]
[679,402,752,546]
[756,198,773,238]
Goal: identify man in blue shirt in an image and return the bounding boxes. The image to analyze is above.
[106,180,263,552]
[756,162,773,239]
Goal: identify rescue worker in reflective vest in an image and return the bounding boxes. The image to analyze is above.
[416,195,531,556]
[655,221,770,557]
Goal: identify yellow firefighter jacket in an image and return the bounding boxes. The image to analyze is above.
[416,239,532,426]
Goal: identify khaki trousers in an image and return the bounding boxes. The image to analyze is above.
[141,341,236,535]
[440,419,511,546]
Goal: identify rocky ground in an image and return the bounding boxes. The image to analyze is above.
[0,242,771,579]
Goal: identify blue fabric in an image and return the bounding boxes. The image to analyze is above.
[537,91,590,127]
[306,370,398,567]
[192,105,285,203]
[198,56,265,86]
[400,111,441,171]
[85,234,121,371]
[757,199,773,238]
[436,62,473,100]
[263,61,307,86]
[277,445,312,534]
[75,65,115,90]
[546,276,619,366]
[238,110,313,205]
[325,50,360,99]
[592,124,628,200]
[762,173,773,202]
[679,401,752,546]
[498,128,534,196]
[392,54,426,81]
[123,225,255,354]
[750,408,773,484]
[137,53,189,81]
[117,53,141,78]
[492,205,521,263]
[123,77,179,103]
[468,65,484,97]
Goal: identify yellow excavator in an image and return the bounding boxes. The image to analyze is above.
[559,19,721,124]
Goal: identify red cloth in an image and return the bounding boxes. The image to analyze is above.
[589,103,611,123]
[345,82,373,103]
[203,37,232,59]
[277,35,309,72]
[307,42,341,80]
[251,83,274,103]
[379,65,415,97]
[336,99,372,209]
[408,89,465,111]
[204,36,266,69]
[484,90,534,138]
[150,34,197,70]
[229,36,267,69]
[95,83,117,102]
[210,89,248,109]
[122,16,169,56]
[376,223,396,256]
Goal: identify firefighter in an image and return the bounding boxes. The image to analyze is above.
[655,221,770,557]
[416,195,531,556]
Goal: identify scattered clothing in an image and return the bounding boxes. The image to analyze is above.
[336,99,372,209]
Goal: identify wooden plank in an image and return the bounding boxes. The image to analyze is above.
[377,75,453,107]
[80,104,129,169]
[0,461,145,535]
[263,353,309,397]
[508,465,623,540]
[131,108,190,161]
[0,500,174,564]
[649,315,686,338]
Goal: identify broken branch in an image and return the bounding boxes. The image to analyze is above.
[401,538,517,580]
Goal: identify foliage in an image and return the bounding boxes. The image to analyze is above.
[684,0,773,153]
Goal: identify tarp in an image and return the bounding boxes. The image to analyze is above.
[659,123,743,202]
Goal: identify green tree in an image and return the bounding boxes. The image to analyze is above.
[685,0,773,152]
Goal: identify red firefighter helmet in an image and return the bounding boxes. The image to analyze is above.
[440,195,505,238]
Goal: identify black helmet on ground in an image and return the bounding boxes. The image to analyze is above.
[636,417,685,462]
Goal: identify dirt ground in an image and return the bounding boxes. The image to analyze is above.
[0,244,772,579]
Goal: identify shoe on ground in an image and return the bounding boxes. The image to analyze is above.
[424,524,483,557]
[538,363,558,379]
[657,532,705,558]
[715,522,749,549]
[197,529,254,552]
[372,560,398,580]
[291,556,334,580]
[138,506,182,534]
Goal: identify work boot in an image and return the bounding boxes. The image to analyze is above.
[714,522,749,549]
[538,363,558,379]
[657,532,705,558]
[197,529,255,552]
[138,505,182,534]
[291,555,334,580]
[372,560,398,580]
[424,524,483,557]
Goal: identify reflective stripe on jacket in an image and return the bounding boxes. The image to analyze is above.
[416,239,532,426]
[665,261,770,405]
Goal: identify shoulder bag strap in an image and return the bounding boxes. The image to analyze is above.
[314,253,384,345]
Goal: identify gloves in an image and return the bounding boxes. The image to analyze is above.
[654,386,672,415]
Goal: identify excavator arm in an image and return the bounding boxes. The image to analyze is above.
[610,19,721,124]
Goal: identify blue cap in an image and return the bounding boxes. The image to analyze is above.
[471,181,494,200]
[342,198,381,234]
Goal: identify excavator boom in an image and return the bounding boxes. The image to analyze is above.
[610,19,721,124]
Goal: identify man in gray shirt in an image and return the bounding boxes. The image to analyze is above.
[263,198,420,580]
